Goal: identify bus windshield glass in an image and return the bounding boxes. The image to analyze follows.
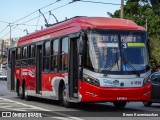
[88,30,149,73]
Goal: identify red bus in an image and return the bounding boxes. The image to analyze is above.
[7,16,151,108]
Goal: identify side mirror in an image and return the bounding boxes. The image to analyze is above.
[78,32,86,55]
[78,37,84,54]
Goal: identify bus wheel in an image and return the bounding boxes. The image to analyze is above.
[16,81,20,97]
[143,101,152,107]
[24,83,30,101]
[61,85,72,108]
[19,86,24,99]
[113,101,127,109]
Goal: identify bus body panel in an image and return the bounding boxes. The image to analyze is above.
[25,66,36,91]
[14,67,21,89]
[42,73,53,91]
[17,17,145,47]
[7,17,151,105]
[79,81,151,102]
[40,73,68,100]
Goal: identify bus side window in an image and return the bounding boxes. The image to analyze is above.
[21,46,28,66]
[51,39,59,72]
[15,47,21,66]
[43,41,50,72]
[84,41,93,70]
[28,45,35,66]
[59,37,68,72]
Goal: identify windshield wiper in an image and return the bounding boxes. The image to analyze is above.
[103,58,119,76]
[123,61,140,77]
[122,54,140,77]
[102,50,120,76]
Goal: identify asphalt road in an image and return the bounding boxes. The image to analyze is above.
[0,80,160,120]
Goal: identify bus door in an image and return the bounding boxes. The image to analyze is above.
[36,44,43,94]
[69,38,78,98]
[10,49,16,91]
[69,38,79,98]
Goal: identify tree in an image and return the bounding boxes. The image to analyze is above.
[150,0,160,15]
[109,0,160,71]
[149,36,160,71]
[127,0,160,14]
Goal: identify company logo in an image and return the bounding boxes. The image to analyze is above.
[16,70,20,74]
[103,79,113,84]
[113,80,119,85]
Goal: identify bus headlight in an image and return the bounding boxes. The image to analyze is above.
[143,76,151,86]
[83,77,100,86]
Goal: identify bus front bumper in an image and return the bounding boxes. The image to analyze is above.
[79,82,151,102]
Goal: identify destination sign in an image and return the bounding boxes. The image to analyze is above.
[127,43,145,47]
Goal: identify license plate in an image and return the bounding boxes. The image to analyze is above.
[117,97,127,100]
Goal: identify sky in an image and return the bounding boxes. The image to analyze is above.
[0,0,122,40]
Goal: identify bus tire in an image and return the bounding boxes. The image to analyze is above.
[16,81,20,97]
[113,101,127,109]
[24,83,30,101]
[19,85,24,99]
[60,84,73,108]
[143,101,152,107]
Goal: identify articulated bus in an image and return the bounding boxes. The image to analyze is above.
[7,17,151,108]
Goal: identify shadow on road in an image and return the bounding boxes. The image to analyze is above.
[13,97,151,117]
[13,96,146,112]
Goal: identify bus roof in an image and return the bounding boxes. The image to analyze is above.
[18,16,145,46]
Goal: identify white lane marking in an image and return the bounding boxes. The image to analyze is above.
[0,97,50,111]
[0,97,84,120]
[68,117,84,120]
[1,108,26,111]
[0,103,11,105]
[50,111,84,120]
[52,117,75,120]
[16,107,41,110]
[0,106,12,108]
[51,117,84,120]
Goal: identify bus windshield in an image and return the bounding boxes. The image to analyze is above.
[87,30,149,74]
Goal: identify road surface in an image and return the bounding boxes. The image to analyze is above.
[0,80,160,120]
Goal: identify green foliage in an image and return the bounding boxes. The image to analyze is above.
[150,36,160,65]
[110,0,160,36]
[109,0,160,71]
[150,0,160,15]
